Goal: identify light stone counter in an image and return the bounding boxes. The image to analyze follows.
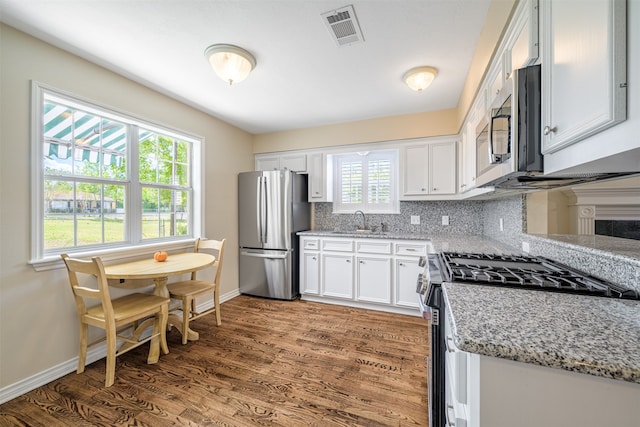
[443,282,640,384]
[297,231,519,254]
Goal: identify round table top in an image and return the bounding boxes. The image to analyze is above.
[104,252,216,280]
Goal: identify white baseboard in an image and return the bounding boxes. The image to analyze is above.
[0,289,241,405]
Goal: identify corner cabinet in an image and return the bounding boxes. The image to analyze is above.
[540,0,627,154]
[300,235,428,315]
[400,139,457,200]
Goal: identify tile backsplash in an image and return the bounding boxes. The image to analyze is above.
[313,200,486,235]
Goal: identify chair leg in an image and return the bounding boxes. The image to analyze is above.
[214,287,221,326]
[105,327,117,387]
[77,323,88,374]
[182,296,191,345]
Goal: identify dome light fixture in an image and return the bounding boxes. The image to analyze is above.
[403,66,438,92]
[204,44,256,85]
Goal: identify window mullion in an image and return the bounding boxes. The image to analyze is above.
[128,125,141,244]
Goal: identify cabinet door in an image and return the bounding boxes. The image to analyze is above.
[356,256,391,304]
[308,153,333,202]
[395,257,419,308]
[510,0,539,73]
[301,252,320,295]
[280,154,307,172]
[541,0,626,154]
[402,144,429,196]
[255,156,280,171]
[429,141,456,195]
[322,253,354,299]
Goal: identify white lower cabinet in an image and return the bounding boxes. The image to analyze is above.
[395,257,420,308]
[301,252,320,295]
[321,253,354,299]
[356,255,391,304]
[444,308,640,427]
[300,235,427,315]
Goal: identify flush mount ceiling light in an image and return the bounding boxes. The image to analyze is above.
[403,66,438,92]
[204,44,256,85]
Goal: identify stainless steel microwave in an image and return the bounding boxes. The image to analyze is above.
[475,64,637,190]
[475,64,542,188]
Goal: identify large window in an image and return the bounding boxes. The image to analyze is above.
[32,83,202,262]
[332,150,398,213]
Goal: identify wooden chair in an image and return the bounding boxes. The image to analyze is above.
[61,254,170,387]
[167,238,226,344]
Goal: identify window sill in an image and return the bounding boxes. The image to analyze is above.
[29,239,197,272]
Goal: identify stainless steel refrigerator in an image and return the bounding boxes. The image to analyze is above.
[238,170,310,300]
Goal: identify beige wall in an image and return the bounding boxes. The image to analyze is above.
[253,0,516,154]
[0,24,254,390]
[526,191,572,235]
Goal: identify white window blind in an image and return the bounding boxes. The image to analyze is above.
[333,150,398,213]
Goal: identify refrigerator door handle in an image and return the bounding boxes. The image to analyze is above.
[262,175,268,243]
[240,251,288,259]
[256,176,263,243]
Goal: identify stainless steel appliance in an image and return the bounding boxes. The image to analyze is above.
[417,251,640,427]
[475,64,635,190]
[238,170,310,300]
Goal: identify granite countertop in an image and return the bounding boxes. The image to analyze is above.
[298,231,519,254]
[528,233,640,263]
[443,282,640,384]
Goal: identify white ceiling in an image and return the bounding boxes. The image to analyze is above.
[0,0,492,135]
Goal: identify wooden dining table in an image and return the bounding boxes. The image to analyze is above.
[104,252,216,359]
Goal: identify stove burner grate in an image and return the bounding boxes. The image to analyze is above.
[441,252,639,300]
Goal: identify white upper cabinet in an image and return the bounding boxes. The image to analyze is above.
[254,156,280,171]
[307,152,333,202]
[401,139,457,199]
[255,153,307,172]
[540,0,627,154]
[509,0,539,73]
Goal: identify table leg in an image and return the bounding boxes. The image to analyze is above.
[155,276,200,342]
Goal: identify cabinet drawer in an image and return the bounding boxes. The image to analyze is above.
[322,239,354,252]
[302,239,319,250]
[395,243,427,256]
[356,241,392,254]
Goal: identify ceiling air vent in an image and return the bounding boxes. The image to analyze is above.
[321,5,364,47]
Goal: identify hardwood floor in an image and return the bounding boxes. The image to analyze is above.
[1,296,430,426]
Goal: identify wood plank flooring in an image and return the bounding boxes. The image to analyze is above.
[1,296,430,426]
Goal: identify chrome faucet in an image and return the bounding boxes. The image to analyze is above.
[354,210,366,230]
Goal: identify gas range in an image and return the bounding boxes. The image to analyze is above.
[439,251,640,300]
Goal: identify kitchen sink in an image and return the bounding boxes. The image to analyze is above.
[327,230,390,235]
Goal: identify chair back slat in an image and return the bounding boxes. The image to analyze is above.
[190,238,226,282]
[61,253,115,323]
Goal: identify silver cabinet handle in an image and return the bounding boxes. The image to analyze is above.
[543,125,557,135]
[359,260,364,264]
[346,259,351,263]
[399,262,405,266]
[312,256,316,260]
[421,188,426,192]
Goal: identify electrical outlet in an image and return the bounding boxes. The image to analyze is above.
[411,215,420,225]
[499,218,504,231]
[442,215,449,226]
[522,241,530,253]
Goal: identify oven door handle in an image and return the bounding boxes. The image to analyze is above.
[446,335,456,353]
